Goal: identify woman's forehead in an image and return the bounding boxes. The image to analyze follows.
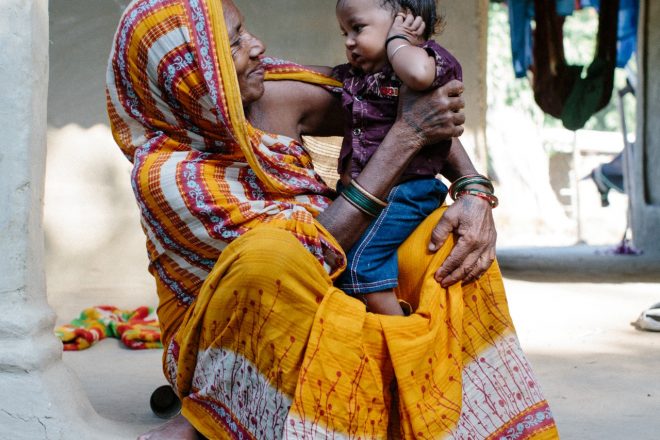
[222,0,243,35]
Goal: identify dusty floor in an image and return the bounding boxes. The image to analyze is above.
[59,278,660,439]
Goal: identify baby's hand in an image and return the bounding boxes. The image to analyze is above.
[387,13,425,47]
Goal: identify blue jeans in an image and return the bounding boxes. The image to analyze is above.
[336,177,448,295]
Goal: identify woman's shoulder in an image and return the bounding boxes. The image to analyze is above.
[254,79,343,138]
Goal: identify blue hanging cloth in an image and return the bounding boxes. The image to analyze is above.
[581,0,601,8]
[617,0,639,67]
[508,0,535,78]
[556,0,575,16]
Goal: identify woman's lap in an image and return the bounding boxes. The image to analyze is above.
[164,212,558,439]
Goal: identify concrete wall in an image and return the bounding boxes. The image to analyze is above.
[46,0,154,320]
[631,0,660,252]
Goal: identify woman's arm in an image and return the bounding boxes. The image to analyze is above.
[257,79,494,287]
[317,81,466,249]
[255,79,345,138]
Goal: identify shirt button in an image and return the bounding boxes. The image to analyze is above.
[353,128,362,136]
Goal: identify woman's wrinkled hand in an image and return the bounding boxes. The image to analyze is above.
[395,80,465,148]
[428,195,497,287]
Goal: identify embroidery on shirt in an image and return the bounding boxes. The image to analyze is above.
[378,86,399,97]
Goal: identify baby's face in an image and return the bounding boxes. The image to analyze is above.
[336,0,395,73]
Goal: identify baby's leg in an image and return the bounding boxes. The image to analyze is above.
[335,178,448,314]
[362,290,405,315]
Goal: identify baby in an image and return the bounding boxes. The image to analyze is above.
[332,0,463,315]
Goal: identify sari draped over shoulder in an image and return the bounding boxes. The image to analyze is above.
[106,1,559,438]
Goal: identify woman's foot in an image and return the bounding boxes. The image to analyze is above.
[137,414,200,440]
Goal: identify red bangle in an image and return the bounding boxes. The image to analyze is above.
[455,189,499,208]
[449,174,494,200]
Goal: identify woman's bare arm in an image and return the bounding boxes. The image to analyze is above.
[256,79,494,286]
[254,80,344,138]
[317,82,466,249]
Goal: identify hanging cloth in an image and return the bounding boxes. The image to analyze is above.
[531,0,620,130]
[616,0,639,67]
[556,0,576,15]
[508,0,535,78]
[581,0,601,8]
[530,1,581,118]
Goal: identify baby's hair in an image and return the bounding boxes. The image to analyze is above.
[381,0,442,40]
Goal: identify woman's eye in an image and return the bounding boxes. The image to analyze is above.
[231,34,244,48]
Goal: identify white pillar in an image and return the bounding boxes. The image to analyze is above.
[0,1,134,438]
[440,0,490,169]
[631,0,660,252]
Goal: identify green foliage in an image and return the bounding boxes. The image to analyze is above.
[487,3,636,133]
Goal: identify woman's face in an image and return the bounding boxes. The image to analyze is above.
[223,0,266,105]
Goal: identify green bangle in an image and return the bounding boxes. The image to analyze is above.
[350,180,388,207]
[449,174,494,200]
[341,181,387,218]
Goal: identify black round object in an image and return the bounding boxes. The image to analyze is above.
[149,385,182,419]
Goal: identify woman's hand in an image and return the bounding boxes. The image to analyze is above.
[429,194,497,288]
[316,80,466,252]
[394,80,465,150]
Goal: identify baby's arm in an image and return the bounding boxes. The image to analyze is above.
[386,14,436,91]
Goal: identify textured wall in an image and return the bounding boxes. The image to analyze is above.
[46,0,154,320]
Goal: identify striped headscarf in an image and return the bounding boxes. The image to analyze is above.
[106,0,344,322]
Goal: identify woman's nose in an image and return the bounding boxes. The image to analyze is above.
[248,34,266,58]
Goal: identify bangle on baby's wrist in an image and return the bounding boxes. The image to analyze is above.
[389,43,410,60]
[385,34,411,48]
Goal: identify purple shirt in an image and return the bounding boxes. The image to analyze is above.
[332,40,462,180]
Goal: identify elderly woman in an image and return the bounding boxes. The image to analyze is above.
[107,0,558,438]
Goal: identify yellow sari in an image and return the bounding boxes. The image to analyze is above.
[106,0,559,438]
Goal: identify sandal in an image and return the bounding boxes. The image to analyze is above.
[631,303,660,332]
